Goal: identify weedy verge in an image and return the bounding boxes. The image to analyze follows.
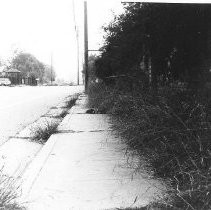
[88,82,211,210]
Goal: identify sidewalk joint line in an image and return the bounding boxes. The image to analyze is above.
[8,136,33,140]
[40,115,62,119]
[57,129,111,134]
[89,129,109,132]
[57,130,84,134]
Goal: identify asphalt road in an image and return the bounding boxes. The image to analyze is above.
[0,85,84,145]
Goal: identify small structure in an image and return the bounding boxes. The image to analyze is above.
[0,67,38,86]
[4,68,22,85]
[22,76,37,86]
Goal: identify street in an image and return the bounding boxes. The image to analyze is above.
[0,85,83,145]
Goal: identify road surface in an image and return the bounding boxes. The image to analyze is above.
[0,85,84,145]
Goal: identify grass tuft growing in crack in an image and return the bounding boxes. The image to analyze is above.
[0,170,25,210]
[50,109,68,119]
[57,109,68,118]
[64,93,80,109]
[50,106,58,110]
[31,120,59,144]
[30,94,80,144]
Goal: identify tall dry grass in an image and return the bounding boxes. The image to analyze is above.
[88,82,211,209]
[0,170,25,209]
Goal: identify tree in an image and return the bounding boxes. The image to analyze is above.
[43,64,56,83]
[95,3,211,91]
[11,52,46,83]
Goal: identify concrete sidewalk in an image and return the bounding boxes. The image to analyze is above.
[20,95,164,210]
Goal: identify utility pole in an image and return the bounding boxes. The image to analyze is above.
[84,1,88,92]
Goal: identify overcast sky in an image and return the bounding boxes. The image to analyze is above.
[1,0,208,83]
[0,0,123,83]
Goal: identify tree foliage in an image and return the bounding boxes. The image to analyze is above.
[42,64,56,83]
[95,3,211,90]
[88,54,99,82]
[11,52,56,83]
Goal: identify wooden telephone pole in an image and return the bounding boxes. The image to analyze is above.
[84,1,88,92]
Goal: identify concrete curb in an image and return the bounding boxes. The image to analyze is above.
[20,95,83,198]
[20,134,58,199]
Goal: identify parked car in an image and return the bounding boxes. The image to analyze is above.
[0,78,11,86]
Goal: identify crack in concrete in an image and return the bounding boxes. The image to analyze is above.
[41,115,62,119]
[50,107,58,109]
[57,130,84,134]
[8,136,33,140]
[89,129,110,132]
[57,129,109,134]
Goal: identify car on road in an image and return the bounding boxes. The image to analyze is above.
[0,78,11,86]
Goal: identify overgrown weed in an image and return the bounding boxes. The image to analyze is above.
[58,109,68,118]
[65,94,80,109]
[31,120,59,144]
[30,94,80,144]
[88,82,211,209]
[0,170,25,210]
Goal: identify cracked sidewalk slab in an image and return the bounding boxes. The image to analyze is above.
[43,107,68,118]
[67,104,89,114]
[20,131,163,210]
[19,95,165,210]
[57,114,112,132]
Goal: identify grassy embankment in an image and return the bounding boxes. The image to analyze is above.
[88,82,211,210]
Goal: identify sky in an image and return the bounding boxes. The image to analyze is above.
[1,0,209,83]
[0,0,123,83]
